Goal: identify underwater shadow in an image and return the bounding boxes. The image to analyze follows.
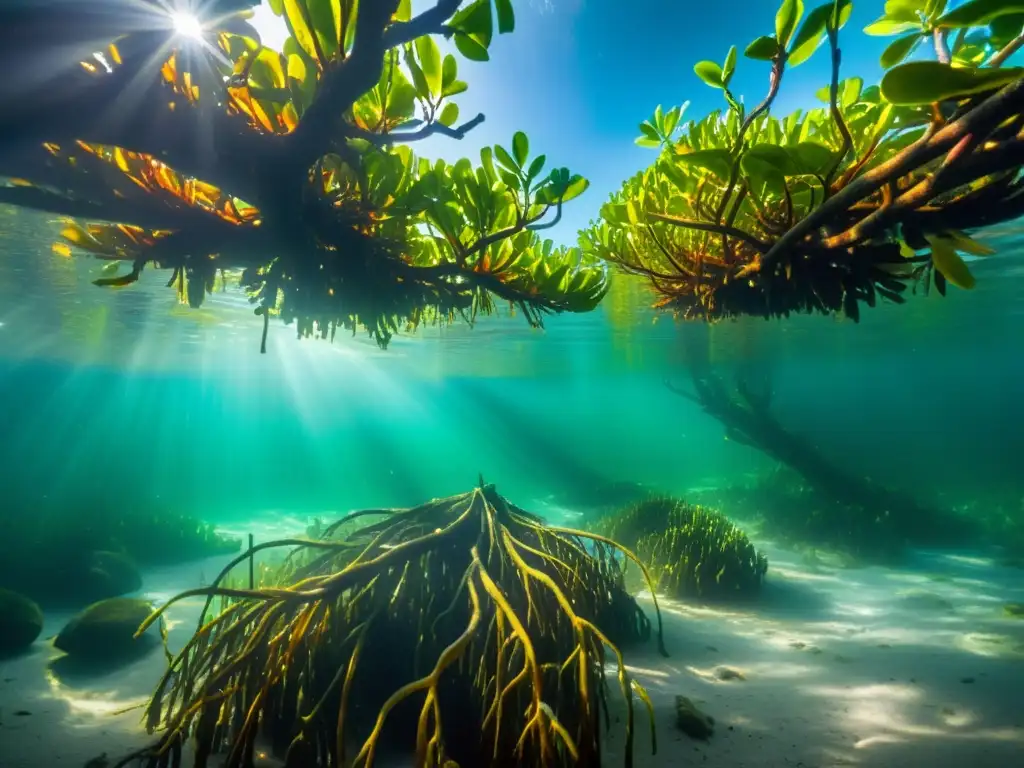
[47,638,160,686]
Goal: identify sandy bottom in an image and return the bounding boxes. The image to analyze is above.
[2,521,1023,768]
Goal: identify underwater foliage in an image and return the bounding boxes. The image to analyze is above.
[592,497,769,600]
[116,485,665,768]
[583,0,1024,322]
[0,0,606,352]
[708,465,981,562]
[0,501,240,606]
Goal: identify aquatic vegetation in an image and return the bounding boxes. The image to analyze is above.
[707,465,979,562]
[592,497,768,600]
[0,501,240,606]
[53,597,160,661]
[116,484,665,768]
[1004,602,1024,618]
[583,0,1024,322]
[0,588,44,656]
[0,1,606,353]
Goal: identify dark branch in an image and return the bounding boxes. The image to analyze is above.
[347,113,485,145]
[648,212,770,253]
[289,0,461,170]
[751,75,1024,276]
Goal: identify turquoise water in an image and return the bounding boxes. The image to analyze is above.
[2,208,1022,523]
[2,210,1024,768]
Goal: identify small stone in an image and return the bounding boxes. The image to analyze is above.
[713,665,745,681]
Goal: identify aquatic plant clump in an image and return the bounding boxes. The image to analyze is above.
[117,485,665,768]
[0,1,606,353]
[594,497,769,599]
[583,0,1024,323]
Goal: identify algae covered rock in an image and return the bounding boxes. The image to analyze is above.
[54,597,156,660]
[675,695,714,739]
[593,496,768,599]
[82,550,143,599]
[0,588,44,655]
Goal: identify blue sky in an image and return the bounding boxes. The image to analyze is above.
[251,0,897,246]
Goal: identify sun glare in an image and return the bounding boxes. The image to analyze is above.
[171,12,204,40]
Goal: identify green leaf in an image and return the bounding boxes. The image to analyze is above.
[694,60,724,88]
[938,0,1024,28]
[439,102,459,127]
[723,46,737,86]
[664,103,686,137]
[495,0,516,33]
[864,16,923,35]
[675,148,734,180]
[442,79,469,98]
[415,35,442,99]
[925,234,975,289]
[880,32,922,67]
[745,35,781,60]
[990,13,1024,47]
[787,0,850,64]
[841,76,863,107]
[405,46,431,101]
[741,144,796,188]
[494,144,521,174]
[636,121,661,147]
[527,154,546,180]
[450,0,493,60]
[776,0,805,48]
[792,141,835,174]
[924,0,948,20]
[453,33,489,61]
[512,131,529,167]
[560,174,589,203]
[441,54,458,89]
[499,168,520,190]
[880,61,1024,104]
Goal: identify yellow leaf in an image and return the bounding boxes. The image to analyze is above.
[925,234,975,290]
[283,0,322,65]
[60,223,98,248]
[113,147,131,173]
[945,230,995,256]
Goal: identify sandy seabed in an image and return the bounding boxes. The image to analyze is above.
[2,520,1023,768]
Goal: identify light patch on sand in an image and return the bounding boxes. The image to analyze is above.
[955,631,1024,659]
[43,669,148,720]
[770,565,852,584]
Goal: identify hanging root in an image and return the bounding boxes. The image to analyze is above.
[116,485,664,768]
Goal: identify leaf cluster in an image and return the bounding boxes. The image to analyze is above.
[588,0,1024,322]
[4,0,606,351]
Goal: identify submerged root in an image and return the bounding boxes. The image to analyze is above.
[117,484,665,768]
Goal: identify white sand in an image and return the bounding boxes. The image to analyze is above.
[2,539,1023,767]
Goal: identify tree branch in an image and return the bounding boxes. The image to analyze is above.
[647,212,770,253]
[347,113,485,145]
[987,32,1024,68]
[288,0,461,170]
[1,34,274,203]
[749,75,1024,276]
